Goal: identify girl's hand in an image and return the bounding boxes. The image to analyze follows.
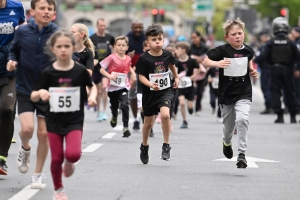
[216,59,231,68]
[39,89,50,101]
[88,97,97,107]
[249,68,258,79]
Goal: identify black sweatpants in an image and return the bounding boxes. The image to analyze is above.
[107,88,129,127]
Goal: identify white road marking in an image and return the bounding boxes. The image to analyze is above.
[113,118,135,131]
[82,143,103,152]
[102,132,116,139]
[212,156,279,168]
[7,185,40,200]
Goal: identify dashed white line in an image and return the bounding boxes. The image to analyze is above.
[82,143,103,152]
[102,132,116,139]
[113,118,135,131]
[7,185,40,200]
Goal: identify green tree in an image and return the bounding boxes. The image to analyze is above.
[254,0,300,26]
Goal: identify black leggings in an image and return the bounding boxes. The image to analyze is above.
[0,77,16,158]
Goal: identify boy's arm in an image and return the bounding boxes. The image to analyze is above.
[87,83,97,107]
[7,28,22,71]
[202,57,230,69]
[169,64,179,88]
[139,74,157,90]
[248,59,258,79]
[30,89,50,102]
[100,67,116,81]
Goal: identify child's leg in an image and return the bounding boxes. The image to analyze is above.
[210,90,216,109]
[187,100,193,114]
[119,89,129,128]
[48,132,64,191]
[220,104,236,145]
[107,91,119,118]
[65,130,82,163]
[178,95,186,121]
[234,100,251,155]
[160,106,171,144]
[142,115,155,145]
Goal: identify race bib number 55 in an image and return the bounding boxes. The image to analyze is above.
[149,72,171,90]
[49,87,80,112]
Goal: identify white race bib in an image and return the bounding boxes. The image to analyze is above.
[178,76,192,88]
[110,72,126,87]
[49,87,80,112]
[224,57,248,77]
[212,77,219,89]
[149,72,171,90]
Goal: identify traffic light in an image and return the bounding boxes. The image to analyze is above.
[280,7,289,19]
[151,8,165,23]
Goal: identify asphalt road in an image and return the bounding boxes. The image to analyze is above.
[1,84,300,200]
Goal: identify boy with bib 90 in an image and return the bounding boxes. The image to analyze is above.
[136,24,179,164]
[202,18,258,168]
[100,36,136,138]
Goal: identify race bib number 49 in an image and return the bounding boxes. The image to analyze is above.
[110,72,126,87]
[149,72,171,90]
[49,87,80,112]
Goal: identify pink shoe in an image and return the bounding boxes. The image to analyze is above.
[156,113,161,123]
[63,161,75,178]
[53,188,68,200]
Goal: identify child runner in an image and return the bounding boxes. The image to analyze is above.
[202,18,258,168]
[175,41,201,129]
[70,23,95,76]
[136,24,179,164]
[7,0,59,188]
[137,41,154,137]
[100,36,136,137]
[31,30,97,200]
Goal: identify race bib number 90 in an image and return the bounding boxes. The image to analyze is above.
[149,72,171,90]
[110,72,126,87]
[49,87,80,112]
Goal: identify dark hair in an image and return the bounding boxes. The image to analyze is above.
[145,24,163,39]
[292,26,300,33]
[31,0,57,11]
[192,31,202,37]
[96,18,105,25]
[175,41,190,53]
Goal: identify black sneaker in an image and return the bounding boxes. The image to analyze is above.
[133,120,140,130]
[0,159,8,175]
[149,128,154,137]
[123,128,131,138]
[110,116,117,128]
[180,121,188,129]
[236,153,247,168]
[290,115,297,124]
[274,115,284,123]
[161,144,171,160]
[223,142,233,159]
[140,144,149,164]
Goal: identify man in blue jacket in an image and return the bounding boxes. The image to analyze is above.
[0,0,25,176]
[7,0,59,189]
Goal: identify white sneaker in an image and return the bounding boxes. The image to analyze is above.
[53,188,68,200]
[31,173,46,189]
[17,145,30,174]
[217,117,223,123]
[63,161,75,178]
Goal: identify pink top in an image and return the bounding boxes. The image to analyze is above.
[100,54,132,92]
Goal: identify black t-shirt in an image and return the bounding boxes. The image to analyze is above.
[33,63,93,135]
[206,43,254,104]
[136,50,175,105]
[73,47,94,71]
[176,57,199,76]
[90,33,115,61]
[207,67,219,90]
[189,42,209,56]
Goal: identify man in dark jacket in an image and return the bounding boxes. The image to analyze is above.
[7,0,59,189]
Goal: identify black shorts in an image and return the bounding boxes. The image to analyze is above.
[143,92,173,116]
[17,93,48,117]
[92,66,103,84]
[178,86,194,101]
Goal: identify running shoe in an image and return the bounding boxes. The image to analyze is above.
[236,153,247,168]
[110,116,117,128]
[140,143,149,164]
[11,138,16,143]
[17,145,30,174]
[161,144,171,160]
[149,128,154,137]
[133,120,140,130]
[102,112,108,120]
[180,121,188,129]
[123,128,131,138]
[63,161,75,178]
[223,141,233,159]
[97,112,103,122]
[53,188,68,200]
[0,159,8,175]
[31,173,46,189]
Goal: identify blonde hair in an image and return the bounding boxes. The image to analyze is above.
[114,36,129,45]
[222,18,245,36]
[72,23,95,57]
